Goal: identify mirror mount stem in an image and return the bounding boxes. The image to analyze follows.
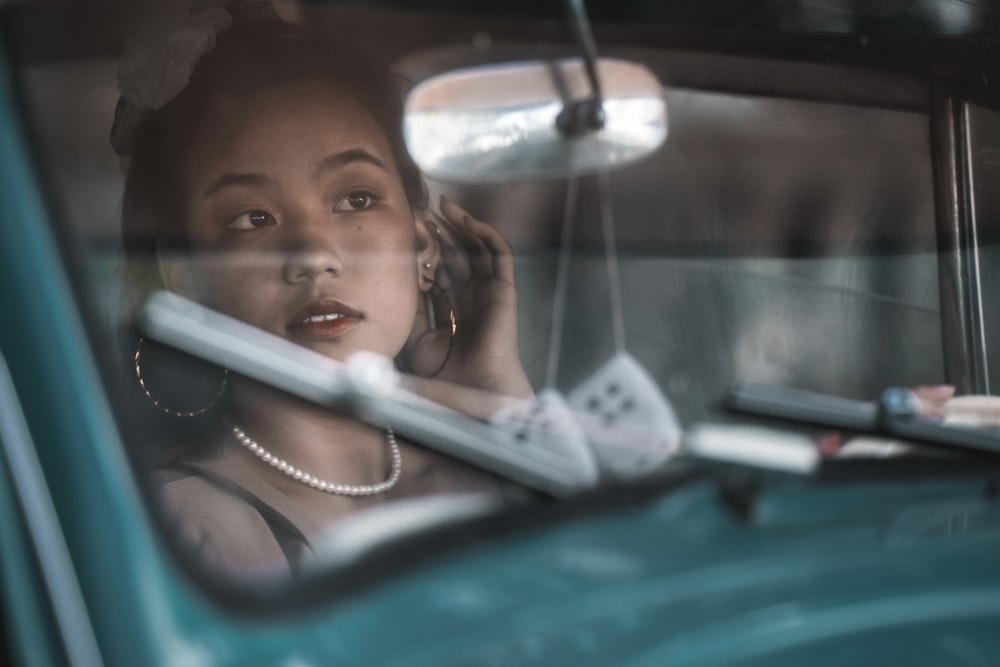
[557,0,606,137]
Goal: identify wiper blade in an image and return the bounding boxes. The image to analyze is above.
[724,381,1000,459]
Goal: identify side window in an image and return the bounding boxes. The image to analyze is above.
[9,0,995,592]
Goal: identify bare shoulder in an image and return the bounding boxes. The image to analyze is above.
[153,470,291,575]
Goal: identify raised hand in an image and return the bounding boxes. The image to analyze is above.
[402,196,533,405]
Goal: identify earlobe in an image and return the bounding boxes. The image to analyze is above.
[413,211,442,293]
[155,238,198,299]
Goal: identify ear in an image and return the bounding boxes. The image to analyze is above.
[155,238,200,299]
[413,210,441,293]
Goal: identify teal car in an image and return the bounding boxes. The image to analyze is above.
[4,1,1000,665]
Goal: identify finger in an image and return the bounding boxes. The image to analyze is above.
[460,217,494,279]
[441,197,514,282]
[438,246,470,289]
[439,195,470,228]
[441,197,492,278]
[464,215,516,285]
[431,213,471,286]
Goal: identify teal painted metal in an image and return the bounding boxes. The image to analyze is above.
[298,479,1000,666]
[0,352,102,667]
[3,17,1000,667]
[0,390,65,667]
[0,40,209,667]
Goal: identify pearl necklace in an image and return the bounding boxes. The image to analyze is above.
[230,424,402,496]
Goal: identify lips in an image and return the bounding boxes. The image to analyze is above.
[287,298,363,340]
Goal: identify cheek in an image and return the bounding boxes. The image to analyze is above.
[355,226,422,332]
[352,222,419,276]
[369,241,420,312]
[184,252,282,317]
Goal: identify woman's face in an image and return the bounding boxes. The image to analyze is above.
[168,82,425,363]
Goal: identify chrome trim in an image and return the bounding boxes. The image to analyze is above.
[962,101,991,392]
[0,354,104,667]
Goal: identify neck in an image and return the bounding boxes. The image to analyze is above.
[225,377,389,490]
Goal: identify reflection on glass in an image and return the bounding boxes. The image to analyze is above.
[22,0,996,589]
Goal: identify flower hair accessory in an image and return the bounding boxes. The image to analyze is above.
[111,0,279,156]
[117,8,232,112]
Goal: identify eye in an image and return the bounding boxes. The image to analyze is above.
[333,190,381,212]
[228,210,277,230]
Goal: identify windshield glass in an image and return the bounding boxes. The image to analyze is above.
[9,0,1000,586]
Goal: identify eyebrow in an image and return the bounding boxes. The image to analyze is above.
[313,148,389,180]
[203,173,274,199]
[202,149,389,199]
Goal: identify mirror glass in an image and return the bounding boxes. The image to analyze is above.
[404,58,668,183]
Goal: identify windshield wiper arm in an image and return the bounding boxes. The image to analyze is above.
[724,381,1000,460]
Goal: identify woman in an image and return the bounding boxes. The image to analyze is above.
[115,3,533,573]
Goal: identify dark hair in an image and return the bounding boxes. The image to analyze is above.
[122,18,427,296]
[118,17,428,459]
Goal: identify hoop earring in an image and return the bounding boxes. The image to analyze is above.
[422,289,437,330]
[401,279,457,379]
[134,338,229,417]
[426,279,457,378]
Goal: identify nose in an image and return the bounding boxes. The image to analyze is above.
[280,220,346,283]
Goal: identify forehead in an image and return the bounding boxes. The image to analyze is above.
[183,82,396,177]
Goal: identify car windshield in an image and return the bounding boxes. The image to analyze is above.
[9,0,1000,587]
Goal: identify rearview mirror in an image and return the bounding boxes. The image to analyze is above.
[403,58,668,183]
